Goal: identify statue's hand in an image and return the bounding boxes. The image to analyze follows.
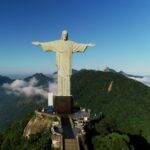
[87,43,96,47]
[32,41,41,46]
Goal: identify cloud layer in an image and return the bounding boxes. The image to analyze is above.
[2,77,57,98]
[129,76,150,87]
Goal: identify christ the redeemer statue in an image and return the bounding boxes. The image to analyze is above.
[32,30,95,96]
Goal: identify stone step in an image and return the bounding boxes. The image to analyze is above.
[64,139,79,150]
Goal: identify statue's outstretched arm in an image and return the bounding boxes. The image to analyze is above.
[32,41,41,46]
[32,41,59,52]
[72,42,95,53]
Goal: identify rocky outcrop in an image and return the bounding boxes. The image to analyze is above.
[23,111,60,138]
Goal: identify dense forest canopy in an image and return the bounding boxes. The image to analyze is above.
[71,70,150,142]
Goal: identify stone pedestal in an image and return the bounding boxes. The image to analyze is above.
[53,96,73,114]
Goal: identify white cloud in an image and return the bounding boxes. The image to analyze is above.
[129,76,150,87]
[49,83,57,95]
[2,77,57,98]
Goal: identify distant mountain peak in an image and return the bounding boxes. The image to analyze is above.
[0,75,13,86]
[53,69,78,75]
[104,67,117,73]
[31,73,48,78]
[103,67,143,79]
[25,73,51,80]
[24,73,54,87]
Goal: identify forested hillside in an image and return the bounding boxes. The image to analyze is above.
[0,87,46,131]
[1,70,150,149]
[71,70,150,142]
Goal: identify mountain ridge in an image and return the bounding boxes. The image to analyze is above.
[0,75,13,86]
[104,67,143,78]
[71,69,150,142]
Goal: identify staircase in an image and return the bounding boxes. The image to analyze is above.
[64,139,79,150]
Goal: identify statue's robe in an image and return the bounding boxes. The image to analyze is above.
[40,40,88,96]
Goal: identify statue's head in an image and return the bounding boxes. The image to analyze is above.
[61,30,68,41]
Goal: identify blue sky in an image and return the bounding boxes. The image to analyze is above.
[0,0,150,75]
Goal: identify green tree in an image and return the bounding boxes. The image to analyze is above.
[26,130,52,150]
[0,113,52,150]
[95,117,117,137]
[0,113,33,150]
[93,133,131,150]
